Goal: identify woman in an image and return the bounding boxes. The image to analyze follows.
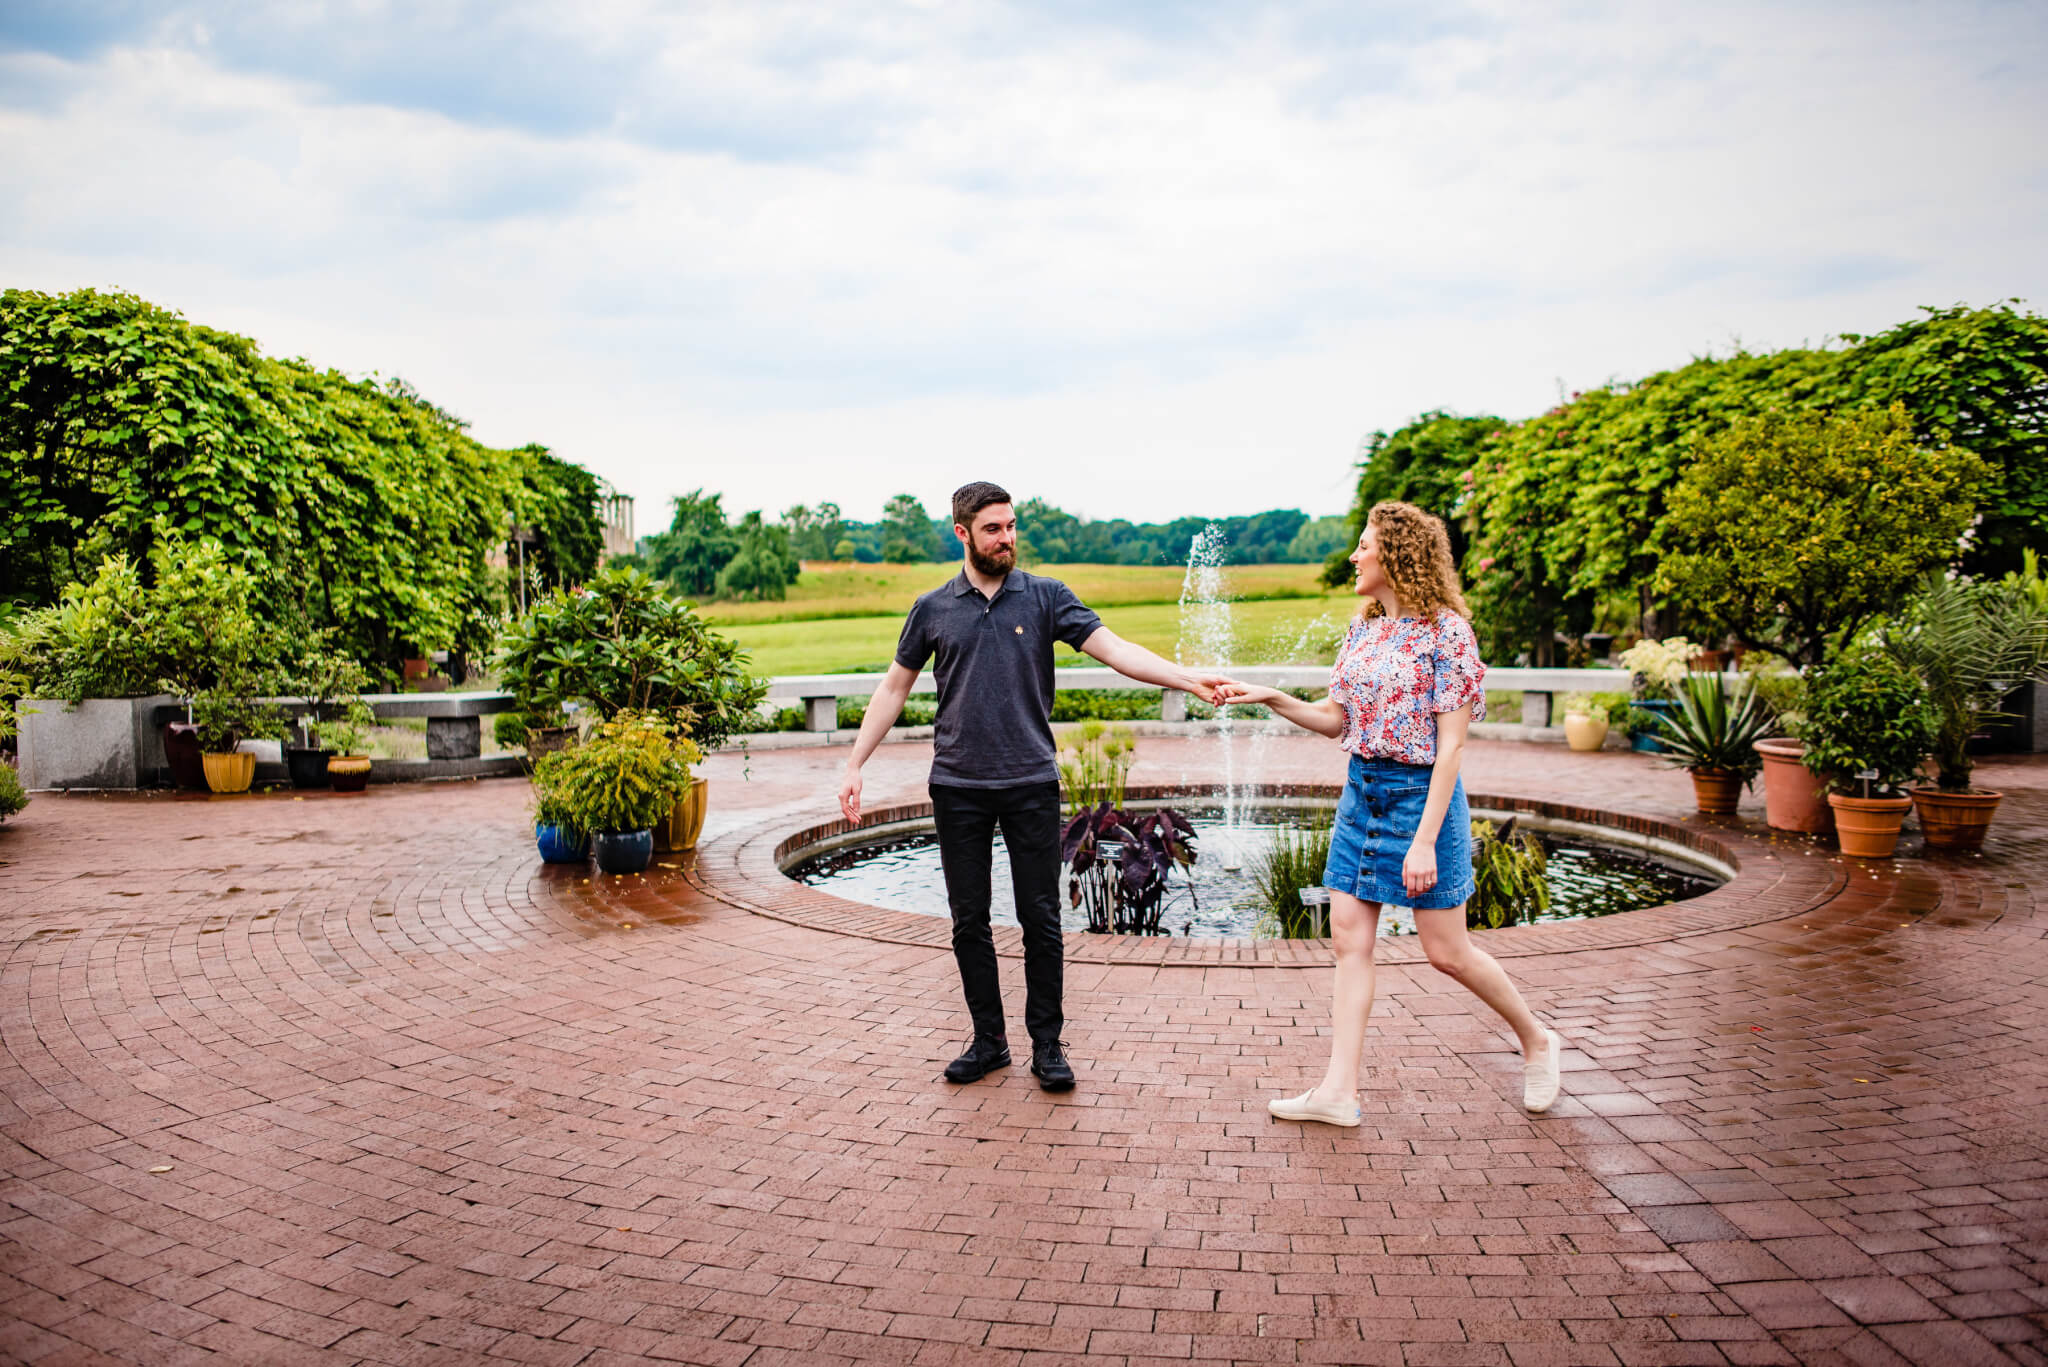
[1217,501,1561,1122]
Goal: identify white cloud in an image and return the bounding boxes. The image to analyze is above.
[1,0,2042,532]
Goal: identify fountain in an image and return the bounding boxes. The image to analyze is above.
[778,527,1728,938]
[1176,523,1246,869]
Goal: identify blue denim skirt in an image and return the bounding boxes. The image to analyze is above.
[1323,753,1475,909]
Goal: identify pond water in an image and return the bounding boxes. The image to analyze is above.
[788,806,1719,938]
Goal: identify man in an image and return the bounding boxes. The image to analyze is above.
[839,482,1227,1090]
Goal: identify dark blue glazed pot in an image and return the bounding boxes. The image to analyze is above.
[1630,699,1679,753]
[591,828,654,875]
[536,823,589,864]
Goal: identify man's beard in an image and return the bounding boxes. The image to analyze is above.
[967,540,1015,576]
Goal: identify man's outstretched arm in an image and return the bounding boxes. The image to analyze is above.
[1077,626,1225,704]
[838,661,918,824]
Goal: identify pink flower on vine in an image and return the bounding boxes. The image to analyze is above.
[1478,557,1496,571]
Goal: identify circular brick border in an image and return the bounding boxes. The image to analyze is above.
[688,782,1850,966]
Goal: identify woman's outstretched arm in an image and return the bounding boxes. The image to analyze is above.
[1215,682,1344,738]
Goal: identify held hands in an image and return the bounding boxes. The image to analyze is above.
[1403,839,1438,899]
[1184,673,1232,706]
[1212,679,1281,707]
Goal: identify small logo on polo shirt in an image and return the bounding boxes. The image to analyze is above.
[1014,625,1023,634]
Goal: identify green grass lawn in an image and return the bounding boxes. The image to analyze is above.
[726,593,1359,676]
[698,560,1332,627]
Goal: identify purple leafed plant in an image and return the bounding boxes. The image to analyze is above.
[1061,802,1199,935]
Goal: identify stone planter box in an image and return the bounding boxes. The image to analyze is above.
[16,695,181,791]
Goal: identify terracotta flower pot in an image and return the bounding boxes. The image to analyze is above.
[328,755,372,793]
[1909,788,2001,852]
[1828,792,1913,859]
[1754,738,1833,835]
[201,751,255,794]
[1689,768,1743,815]
[1562,714,1609,752]
[654,776,711,853]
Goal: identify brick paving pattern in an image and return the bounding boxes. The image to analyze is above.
[0,733,2043,1365]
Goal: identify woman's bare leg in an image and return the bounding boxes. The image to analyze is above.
[1413,905,1549,1059]
[1311,891,1381,1103]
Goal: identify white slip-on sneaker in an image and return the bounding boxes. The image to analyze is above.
[1267,1090,1361,1127]
[1523,1029,1563,1114]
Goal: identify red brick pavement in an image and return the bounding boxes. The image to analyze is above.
[1,733,2043,1365]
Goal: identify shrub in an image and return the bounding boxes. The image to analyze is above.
[533,712,701,834]
[0,760,26,821]
[837,694,937,729]
[1658,405,1992,668]
[1249,814,1334,938]
[493,712,530,750]
[281,648,377,750]
[496,565,767,752]
[1616,636,1697,699]
[1468,818,1549,930]
[1650,673,1773,783]
[190,666,286,753]
[1874,570,2048,792]
[5,534,260,704]
[1799,651,1938,796]
[1050,689,1160,722]
[1057,722,1134,814]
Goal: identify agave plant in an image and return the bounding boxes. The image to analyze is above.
[1651,671,1773,784]
[1875,568,2048,792]
[1061,802,1198,935]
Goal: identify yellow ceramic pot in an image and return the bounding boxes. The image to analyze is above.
[201,751,255,794]
[655,776,710,852]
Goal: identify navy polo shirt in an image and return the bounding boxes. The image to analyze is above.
[894,569,1103,788]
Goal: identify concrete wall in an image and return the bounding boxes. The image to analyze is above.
[16,695,178,791]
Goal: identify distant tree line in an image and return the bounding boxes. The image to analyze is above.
[622,491,1350,602]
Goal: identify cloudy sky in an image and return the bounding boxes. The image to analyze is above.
[3,1,2044,534]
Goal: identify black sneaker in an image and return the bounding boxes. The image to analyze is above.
[1030,1039,1075,1091]
[943,1036,1011,1083]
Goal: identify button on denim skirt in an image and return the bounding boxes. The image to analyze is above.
[1322,753,1475,909]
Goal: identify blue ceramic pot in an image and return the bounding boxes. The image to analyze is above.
[592,828,654,875]
[1630,699,1679,753]
[536,823,589,864]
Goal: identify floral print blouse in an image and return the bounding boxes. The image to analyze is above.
[1329,610,1487,764]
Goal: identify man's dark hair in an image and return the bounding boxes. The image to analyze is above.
[951,482,1012,529]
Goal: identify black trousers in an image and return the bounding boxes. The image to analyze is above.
[929,781,1065,1045]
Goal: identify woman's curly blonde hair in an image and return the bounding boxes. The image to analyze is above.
[1358,501,1471,622]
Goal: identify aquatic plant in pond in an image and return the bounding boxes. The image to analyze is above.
[793,806,1718,939]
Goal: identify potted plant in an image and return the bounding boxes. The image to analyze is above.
[191,671,284,794]
[282,650,377,790]
[531,779,589,864]
[1618,636,1695,752]
[7,536,258,791]
[1744,668,1830,835]
[496,567,767,830]
[305,688,377,794]
[1564,700,1613,754]
[1649,672,1772,815]
[537,711,696,875]
[1875,571,2048,851]
[1800,652,1938,858]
